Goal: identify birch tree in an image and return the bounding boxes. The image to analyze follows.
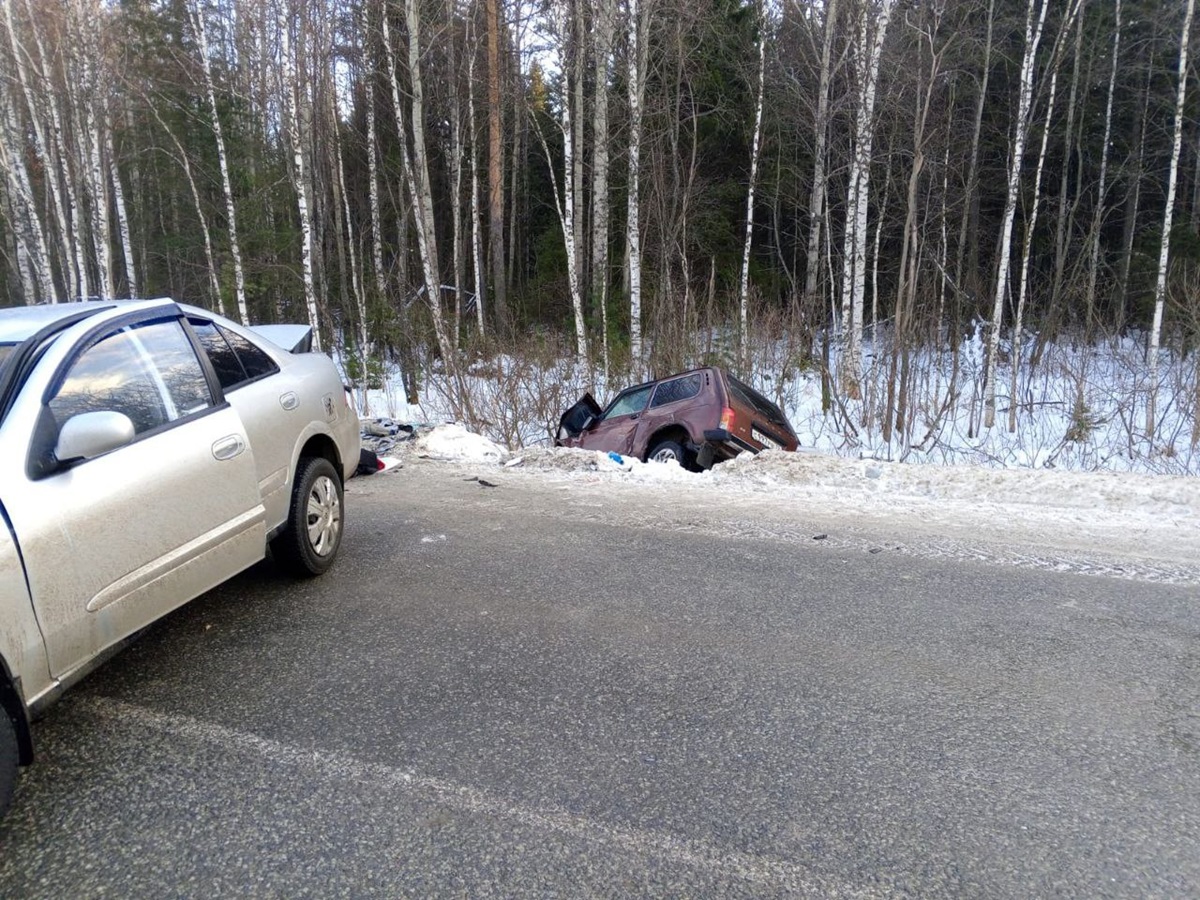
[188,1,249,324]
[3,0,74,299]
[1147,0,1195,437]
[277,1,322,349]
[1008,1,1081,432]
[0,79,54,302]
[381,0,455,364]
[983,0,1048,429]
[467,9,486,334]
[838,0,895,398]
[801,0,839,320]
[591,0,615,374]
[626,0,647,371]
[737,0,766,368]
[1084,0,1120,340]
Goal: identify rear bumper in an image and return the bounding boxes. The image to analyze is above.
[697,429,759,469]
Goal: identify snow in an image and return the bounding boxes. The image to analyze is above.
[391,425,1200,572]
[412,423,510,464]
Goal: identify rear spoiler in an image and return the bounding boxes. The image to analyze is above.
[249,324,313,353]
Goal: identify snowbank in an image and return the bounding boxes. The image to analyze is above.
[413,424,510,464]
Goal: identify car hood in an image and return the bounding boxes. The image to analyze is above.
[557,393,602,440]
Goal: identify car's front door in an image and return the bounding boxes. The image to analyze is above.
[577,384,654,456]
[1,315,265,681]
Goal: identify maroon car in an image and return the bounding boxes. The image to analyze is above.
[555,367,799,470]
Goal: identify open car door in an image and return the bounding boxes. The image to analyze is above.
[556,393,602,442]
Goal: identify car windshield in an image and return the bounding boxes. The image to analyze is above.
[603,384,653,419]
[0,343,13,369]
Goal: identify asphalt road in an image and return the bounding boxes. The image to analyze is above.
[1,458,1198,898]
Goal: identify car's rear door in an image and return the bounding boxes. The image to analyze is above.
[0,312,264,681]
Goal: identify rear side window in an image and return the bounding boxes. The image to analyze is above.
[726,375,791,432]
[192,321,279,391]
[50,319,213,435]
[650,373,702,409]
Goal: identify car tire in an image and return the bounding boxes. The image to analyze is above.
[0,710,17,819]
[271,456,344,577]
[648,439,688,467]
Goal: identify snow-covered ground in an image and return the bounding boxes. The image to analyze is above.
[351,327,1200,476]
[390,424,1200,581]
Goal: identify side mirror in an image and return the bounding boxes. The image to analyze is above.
[55,411,136,463]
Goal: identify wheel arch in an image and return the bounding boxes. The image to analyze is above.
[297,432,344,485]
[644,425,693,460]
[0,658,34,766]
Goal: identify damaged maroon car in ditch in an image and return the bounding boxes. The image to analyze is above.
[555,367,799,470]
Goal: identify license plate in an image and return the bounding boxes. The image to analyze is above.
[752,427,782,450]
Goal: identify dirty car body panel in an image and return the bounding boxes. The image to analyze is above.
[556,367,798,468]
[0,299,359,815]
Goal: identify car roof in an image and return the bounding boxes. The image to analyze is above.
[0,299,180,344]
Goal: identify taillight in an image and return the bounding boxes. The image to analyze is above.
[719,407,736,431]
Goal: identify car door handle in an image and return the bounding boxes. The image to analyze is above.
[212,435,247,461]
[279,391,299,411]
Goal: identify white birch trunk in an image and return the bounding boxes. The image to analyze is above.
[384,0,453,363]
[1085,0,1120,339]
[449,20,465,344]
[189,3,249,324]
[1147,0,1195,437]
[572,0,586,308]
[592,0,615,375]
[105,122,137,297]
[553,1,587,360]
[627,0,645,370]
[22,0,87,298]
[1009,39,1067,432]
[331,89,369,392]
[364,4,386,301]
[4,0,73,299]
[984,0,1047,429]
[738,14,766,368]
[70,0,113,298]
[467,16,486,334]
[0,83,54,302]
[803,0,838,310]
[838,0,894,397]
[404,0,454,363]
[278,3,322,350]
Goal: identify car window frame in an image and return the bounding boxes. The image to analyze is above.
[601,383,654,420]
[27,311,230,479]
[187,317,281,394]
[649,372,702,410]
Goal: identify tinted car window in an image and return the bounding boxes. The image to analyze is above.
[51,319,213,435]
[603,384,653,419]
[650,373,702,409]
[192,321,279,390]
[192,321,244,389]
[225,328,278,380]
[726,375,791,432]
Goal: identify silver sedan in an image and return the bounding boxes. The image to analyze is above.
[0,299,360,814]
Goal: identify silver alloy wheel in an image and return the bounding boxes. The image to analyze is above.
[305,474,342,556]
[651,446,681,464]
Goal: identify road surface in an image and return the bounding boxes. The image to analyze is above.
[1,457,1197,897]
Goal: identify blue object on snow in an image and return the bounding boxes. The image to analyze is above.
[607,451,624,464]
